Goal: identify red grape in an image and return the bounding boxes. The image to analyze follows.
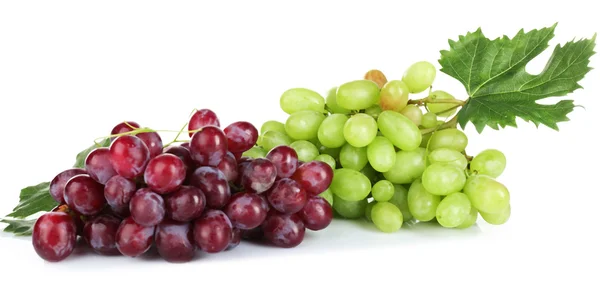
[241,158,277,193]
[262,212,305,248]
[180,142,190,149]
[189,126,228,167]
[137,131,163,159]
[104,175,137,217]
[116,217,155,257]
[110,121,140,140]
[224,121,259,153]
[165,185,206,222]
[85,148,117,184]
[299,196,333,231]
[155,219,195,263]
[32,212,77,262]
[188,109,220,137]
[129,188,165,227]
[217,152,238,182]
[193,209,232,253]
[266,178,307,214]
[224,192,269,230]
[291,161,333,196]
[266,145,299,178]
[50,168,87,204]
[233,151,243,161]
[64,174,106,216]
[109,135,150,179]
[144,153,186,194]
[164,145,195,174]
[83,214,121,255]
[227,228,241,250]
[189,166,230,209]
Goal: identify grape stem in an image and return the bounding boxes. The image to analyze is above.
[420,114,458,135]
[408,97,466,106]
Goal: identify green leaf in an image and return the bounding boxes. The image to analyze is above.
[73,138,111,168]
[439,24,596,132]
[6,182,58,219]
[1,218,36,236]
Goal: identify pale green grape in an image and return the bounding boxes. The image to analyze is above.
[402,61,436,93]
[364,105,382,119]
[435,192,471,228]
[400,104,423,126]
[428,129,468,152]
[382,148,426,184]
[421,112,438,129]
[285,110,326,140]
[339,143,368,171]
[426,90,458,118]
[407,179,440,222]
[377,110,422,151]
[317,114,348,148]
[456,206,478,229]
[326,87,351,114]
[260,120,286,135]
[364,201,375,222]
[315,154,336,170]
[261,131,293,152]
[330,168,372,201]
[336,80,380,110]
[290,140,319,162]
[480,204,511,225]
[280,88,325,114]
[372,180,394,202]
[428,148,468,169]
[242,146,267,158]
[333,194,367,219]
[343,113,378,148]
[318,188,334,206]
[420,132,433,148]
[389,184,413,221]
[379,80,410,112]
[360,164,379,185]
[371,202,404,232]
[421,163,466,195]
[463,175,510,214]
[367,136,396,172]
[319,146,341,160]
[470,149,506,178]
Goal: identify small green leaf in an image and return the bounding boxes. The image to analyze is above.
[7,182,58,219]
[1,218,36,236]
[73,138,111,168]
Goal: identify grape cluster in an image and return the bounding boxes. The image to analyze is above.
[249,61,511,233]
[32,110,334,263]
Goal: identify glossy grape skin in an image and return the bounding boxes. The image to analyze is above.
[109,135,151,179]
[280,88,325,114]
[480,204,511,225]
[227,228,242,250]
[189,166,231,209]
[242,146,267,159]
[193,209,233,253]
[285,110,326,140]
[367,136,396,172]
[457,206,479,229]
[422,163,467,196]
[217,152,239,182]
[372,180,394,202]
[379,80,410,112]
[402,61,436,93]
[129,189,165,227]
[339,143,368,171]
[291,161,334,196]
[400,105,423,126]
[64,174,106,216]
[103,175,136,217]
[155,219,196,263]
[290,140,319,162]
[332,194,367,219]
[261,120,287,135]
[188,109,220,137]
[266,178,307,214]
[262,212,305,248]
[317,114,348,148]
[224,121,259,153]
[463,175,510,214]
[428,148,468,170]
[470,149,506,178]
[371,202,404,233]
[83,214,121,255]
[143,153,186,194]
[389,184,413,222]
[330,168,371,201]
[343,113,378,148]
[325,87,351,114]
[407,179,440,222]
[32,212,77,262]
[314,154,336,170]
[318,188,334,206]
[364,69,388,88]
[224,192,269,229]
[241,158,277,193]
[426,90,458,117]
[382,148,427,184]
[137,131,164,159]
[299,196,333,231]
[436,192,471,228]
[189,126,228,167]
[421,112,438,129]
[336,80,380,110]
[115,217,155,257]
[428,129,468,152]
[84,148,118,185]
[261,131,294,152]
[50,168,87,204]
[165,185,206,222]
[164,145,195,177]
[111,121,140,137]
[266,145,299,179]
[377,110,422,151]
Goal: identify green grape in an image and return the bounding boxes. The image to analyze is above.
[426,90,458,118]
[421,112,438,129]
[371,202,404,233]
[280,88,325,114]
[407,179,440,222]
[242,146,267,159]
[367,136,396,172]
[400,104,423,126]
[260,120,286,135]
[343,113,378,148]
[339,143,368,171]
[435,192,471,228]
[360,164,379,185]
[364,105,382,119]
[428,148,468,169]
[326,87,351,114]
[463,175,510,214]
[308,137,321,148]
[318,188,334,206]
[377,110,422,151]
[330,168,372,201]
[421,163,466,195]
[317,114,348,148]
[402,61,436,93]
[333,194,367,219]
[285,110,326,140]
[480,204,511,225]
[364,201,375,222]
[290,140,319,162]
[315,154,336,170]
[372,180,395,202]
[379,80,410,112]
[456,206,478,229]
[382,148,426,184]
[428,129,468,152]
[336,80,380,110]
[389,184,412,222]
[470,149,506,178]
[420,132,433,148]
[319,146,341,160]
[261,131,293,152]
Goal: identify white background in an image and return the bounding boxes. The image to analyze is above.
[1,1,599,289]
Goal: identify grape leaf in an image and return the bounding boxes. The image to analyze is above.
[439,24,596,132]
[5,182,58,219]
[1,218,36,236]
[73,138,111,168]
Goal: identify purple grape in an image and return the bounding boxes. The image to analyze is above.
[227,228,241,250]
[266,145,299,178]
[189,166,230,209]
[165,185,206,222]
[266,178,307,214]
[299,196,333,231]
[137,131,163,159]
[83,214,121,255]
[164,145,195,175]
[32,212,77,262]
[116,217,155,257]
[64,174,106,216]
[180,142,190,149]
[217,152,238,182]
[144,153,186,194]
[104,175,136,217]
[155,219,195,263]
[50,168,87,204]
[189,126,228,167]
[224,121,259,153]
[224,192,269,230]
[109,135,150,179]
[241,158,277,193]
[262,212,305,248]
[129,188,165,227]
[110,121,140,140]
[188,109,220,137]
[291,161,333,196]
[85,148,118,184]
[193,209,232,253]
